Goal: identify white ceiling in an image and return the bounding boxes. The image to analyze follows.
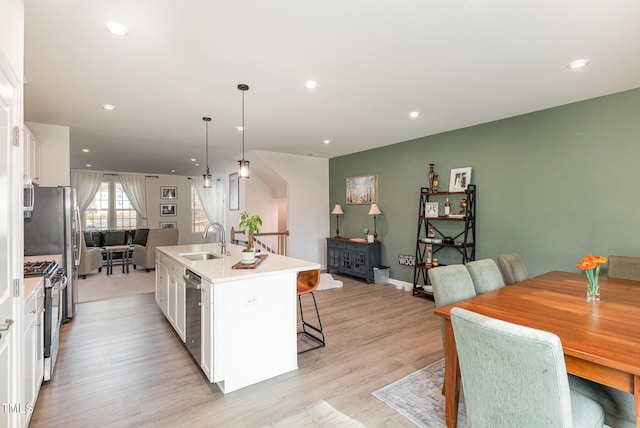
[24,0,640,177]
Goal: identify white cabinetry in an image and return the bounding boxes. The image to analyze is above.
[23,126,42,184]
[201,278,213,381]
[155,253,169,315]
[23,280,44,425]
[156,251,185,341]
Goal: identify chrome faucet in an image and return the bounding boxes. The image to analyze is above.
[202,221,228,256]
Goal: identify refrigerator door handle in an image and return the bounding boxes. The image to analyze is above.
[74,206,82,265]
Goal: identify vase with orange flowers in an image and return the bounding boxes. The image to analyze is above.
[577,254,608,301]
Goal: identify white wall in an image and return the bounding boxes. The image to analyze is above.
[25,122,70,186]
[250,151,329,265]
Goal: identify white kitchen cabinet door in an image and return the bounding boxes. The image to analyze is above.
[155,262,169,316]
[201,280,213,381]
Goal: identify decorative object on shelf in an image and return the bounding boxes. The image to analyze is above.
[432,258,439,267]
[433,175,439,192]
[202,116,213,188]
[346,175,377,204]
[160,186,177,199]
[237,84,250,179]
[160,203,177,216]
[460,198,467,214]
[238,211,262,263]
[577,254,608,301]
[425,202,439,218]
[449,166,472,192]
[331,203,344,237]
[427,226,435,238]
[428,163,435,192]
[444,197,451,215]
[367,234,374,243]
[363,228,369,235]
[367,203,382,240]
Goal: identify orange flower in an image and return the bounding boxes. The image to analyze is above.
[577,254,607,271]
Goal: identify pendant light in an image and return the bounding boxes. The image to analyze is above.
[202,116,212,188]
[238,84,250,179]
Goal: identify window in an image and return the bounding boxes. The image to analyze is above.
[191,186,207,233]
[85,179,137,230]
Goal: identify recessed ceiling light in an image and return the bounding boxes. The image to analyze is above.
[102,104,116,111]
[82,148,90,153]
[323,139,330,145]
[170,169,176,173]
[194,163,200,167]
[568,59,588,69]
[190,158,197,162]
[85,164,92,167]
[236,126,244,131]
[106,22,128,36]
[304,81,318,89]
[409,111,419,118]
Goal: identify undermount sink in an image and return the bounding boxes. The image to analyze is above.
[180,252,221,261]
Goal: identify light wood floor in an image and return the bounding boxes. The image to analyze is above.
[30,274,443,427]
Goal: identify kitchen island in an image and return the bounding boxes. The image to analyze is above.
[155,243,320,393]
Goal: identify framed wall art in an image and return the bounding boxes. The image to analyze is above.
[425,202,439,218]
[229,173,239,211]
[161,186,177,199]
[159,221,177,229]
[449,167,472,192]
[160,203,177,216]
[346,174,377,205]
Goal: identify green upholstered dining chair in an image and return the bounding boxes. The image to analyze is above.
[497,252,529,285]
[607,255,640,281]
[428,265,477,347]
[569,375,636,428]
[465,258,505,295]
[450,307,605,428]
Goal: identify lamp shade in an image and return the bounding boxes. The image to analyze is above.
[332,203,344,215]
[368,203,382,216]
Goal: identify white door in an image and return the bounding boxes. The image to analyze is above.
[0,52,22,428]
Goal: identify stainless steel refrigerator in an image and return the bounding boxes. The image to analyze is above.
[24,186,81,322]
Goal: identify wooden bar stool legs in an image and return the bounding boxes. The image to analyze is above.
[297,269,325,353]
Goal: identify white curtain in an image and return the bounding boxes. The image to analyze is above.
[119,174,148,228]
[71,170,104,226]
[192,176,225,226]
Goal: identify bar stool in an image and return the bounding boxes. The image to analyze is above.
[297,269,325,353]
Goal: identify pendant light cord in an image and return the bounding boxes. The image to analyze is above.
[241,90,245,160]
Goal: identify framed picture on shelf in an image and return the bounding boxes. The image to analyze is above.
[425,202,439,218]
[160,203,177,216]
[229,173,239,211]
[161,186,177,199]
[346,174,377,205]
[449,167,472,192]
[159,221,176,229]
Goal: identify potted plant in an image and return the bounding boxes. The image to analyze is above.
[238,211,262,264]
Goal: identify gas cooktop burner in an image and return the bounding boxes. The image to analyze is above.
[24,260,59,278]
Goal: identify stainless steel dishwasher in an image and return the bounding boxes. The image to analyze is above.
[184,269,202,366]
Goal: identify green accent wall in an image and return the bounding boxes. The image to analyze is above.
[329,87,640,283]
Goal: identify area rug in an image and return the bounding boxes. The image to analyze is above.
[263,400,366,427]
[373,359,467,428]
[78,268,156,302]
[317,273,343,291]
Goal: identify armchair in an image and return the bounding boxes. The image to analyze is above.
[78,232,103,279]
[131,228,179,271]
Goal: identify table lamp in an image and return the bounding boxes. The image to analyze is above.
[368,203,382,241]
[331,203,344,237]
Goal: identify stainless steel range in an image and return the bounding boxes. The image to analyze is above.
[24,259,67,381]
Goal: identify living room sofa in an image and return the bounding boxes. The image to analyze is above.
[82,228,179,272]
[131,228,179,271]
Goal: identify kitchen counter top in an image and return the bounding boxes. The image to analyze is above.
[156,243,320,283]
[24,254,62,299]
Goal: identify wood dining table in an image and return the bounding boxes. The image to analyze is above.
[434,270,640,428]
